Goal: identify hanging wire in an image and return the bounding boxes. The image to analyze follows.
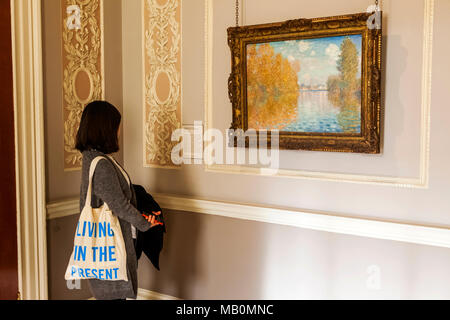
[370,0,380,13]
[236,0,240,27]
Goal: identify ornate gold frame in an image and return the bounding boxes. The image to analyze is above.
[227,12,382,153]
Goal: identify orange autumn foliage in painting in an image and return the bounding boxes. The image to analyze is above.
[247,44,300,130]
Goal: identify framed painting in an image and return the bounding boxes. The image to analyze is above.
[227,12,382,153]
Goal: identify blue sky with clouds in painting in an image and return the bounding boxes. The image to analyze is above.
[266,35,362,87]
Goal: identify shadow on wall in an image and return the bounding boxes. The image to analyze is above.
[136,165,206,299]
[157,210,204,299]
[382,33,408,174]
[136,208,204,299]
[136,208,274,299]
[380,11,408,175]
[47,215,92,300]
[134,156,272,299]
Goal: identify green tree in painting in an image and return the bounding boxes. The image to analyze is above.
[327,37,361,133]
[337,37,359,95]
[247,44,300,130]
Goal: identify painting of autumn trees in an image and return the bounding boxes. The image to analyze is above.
[247,44,300,130]
[245,35,362,134]
[229,12,382,153]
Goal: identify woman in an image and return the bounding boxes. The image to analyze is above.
[75,100,160,300]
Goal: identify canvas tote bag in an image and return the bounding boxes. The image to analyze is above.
[65,156,128,281]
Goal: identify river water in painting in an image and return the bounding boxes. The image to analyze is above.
[283,90,361,134]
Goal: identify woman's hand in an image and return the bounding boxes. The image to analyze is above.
[142,211,163,228]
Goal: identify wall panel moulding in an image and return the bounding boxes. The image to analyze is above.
[143,0,182,168]
[62,0,105,171]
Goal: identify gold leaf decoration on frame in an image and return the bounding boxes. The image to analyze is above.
[143,0,182,168]
[62,0,104,170]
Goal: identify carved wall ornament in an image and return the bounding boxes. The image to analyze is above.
[143,0,182,167]
[62,0,104,170]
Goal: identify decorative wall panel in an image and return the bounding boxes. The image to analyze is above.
[143,0,182,168]
[62,0,104,170]
[204,0,434,188]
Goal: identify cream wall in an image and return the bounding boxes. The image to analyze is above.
[136,209,450,299]
[122,0,450,299]
[44,0,450,299]
[124,0,450,228]
[213,0,422,178]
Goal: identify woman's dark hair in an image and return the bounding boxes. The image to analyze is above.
[75,101,121,154]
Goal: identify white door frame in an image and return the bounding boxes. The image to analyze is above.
[11,0,48,300]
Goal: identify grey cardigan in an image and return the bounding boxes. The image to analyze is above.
[80,150,151,300]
